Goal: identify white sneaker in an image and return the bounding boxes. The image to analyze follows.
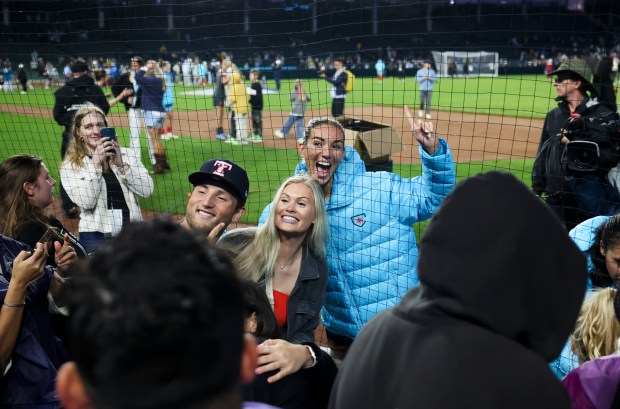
[160,133,173,141]
[425,113,432,120]
[418,110,424,118]
[20,91,26,95]
[274,130,285,139]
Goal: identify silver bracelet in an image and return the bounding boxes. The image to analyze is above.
[303,345,317,369]
[3,301,26,308]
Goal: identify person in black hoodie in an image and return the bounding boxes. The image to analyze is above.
[53,59,109,218]
[329,171,587,409]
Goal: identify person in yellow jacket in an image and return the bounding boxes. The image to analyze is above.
[226,70,250,145]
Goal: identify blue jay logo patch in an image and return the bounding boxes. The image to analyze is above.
[351,214,366,227]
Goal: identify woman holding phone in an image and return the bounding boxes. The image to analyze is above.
[60,103,154,253]
[0,154,86,264]
[0,153,80,354]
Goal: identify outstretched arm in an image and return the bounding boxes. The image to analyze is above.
[391,106,456,224]
[405,105,438,154]
[0,243,47,373]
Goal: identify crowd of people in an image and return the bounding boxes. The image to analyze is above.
[3,49,620,409]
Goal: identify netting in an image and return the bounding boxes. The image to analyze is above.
[0,0,619,348]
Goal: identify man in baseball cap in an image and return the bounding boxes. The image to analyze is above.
[181,159,249,240]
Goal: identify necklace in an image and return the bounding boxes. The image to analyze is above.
[277,248,301,270]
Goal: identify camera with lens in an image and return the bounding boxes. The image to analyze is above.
[565,140,600,172]
[563,112,620,172]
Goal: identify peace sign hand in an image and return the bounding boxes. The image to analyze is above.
[405,106,439,155]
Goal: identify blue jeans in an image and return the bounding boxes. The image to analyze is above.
[419,90,432,114]
[78,232,108,254]
[567,173,620,218]
[281,115,305,139]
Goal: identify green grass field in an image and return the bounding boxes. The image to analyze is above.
[0,75,558,116]
[0,74,547,226]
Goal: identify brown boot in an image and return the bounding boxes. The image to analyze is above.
[161,153,171,171]
[151,155,165,175]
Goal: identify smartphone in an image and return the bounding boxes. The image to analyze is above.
[38,227,54,244]
[100,127,116,141]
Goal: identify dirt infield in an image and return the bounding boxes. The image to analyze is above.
[1,103,544,165]
[2,102,543,232]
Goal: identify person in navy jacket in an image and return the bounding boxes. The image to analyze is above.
[320,58,348,118]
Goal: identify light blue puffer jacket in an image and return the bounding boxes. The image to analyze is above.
[260,141,456,339]
[570,215,610,290]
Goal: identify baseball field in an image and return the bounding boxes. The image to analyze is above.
[0,74,556,229]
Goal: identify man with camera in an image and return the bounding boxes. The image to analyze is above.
[533,59,620,229]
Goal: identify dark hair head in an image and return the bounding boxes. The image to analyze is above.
[0,154,49,237]
[65,219,245,409]
[70,59,89,73]
[238,278,281,339]
[93,69,106,82]
[589,215,620,288]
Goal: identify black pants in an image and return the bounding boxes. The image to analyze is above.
[331,98,345,117]
[545,193,582,231]
[60,129,77,213]
[251,110,262,136]
[229,108,237,138]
